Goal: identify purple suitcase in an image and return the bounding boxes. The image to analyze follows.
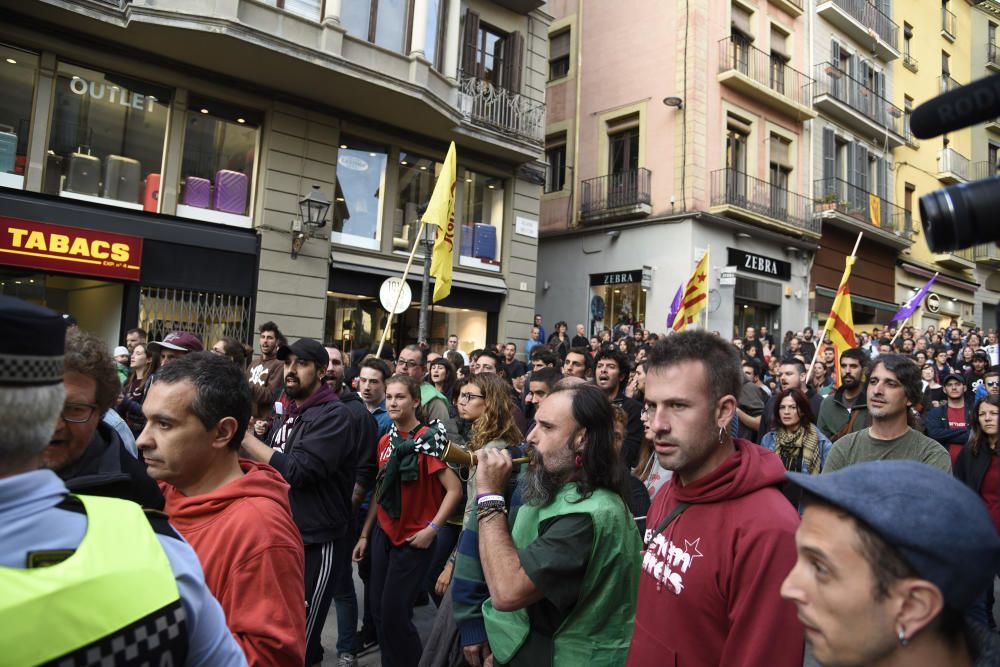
[213,169,248,214]
[182,176,212,208]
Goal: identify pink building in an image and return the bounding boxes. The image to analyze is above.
[538,0,817,341]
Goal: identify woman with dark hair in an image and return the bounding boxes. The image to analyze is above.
[760,389,833,476]
[117,342,159,437]
[352,374,462,667]
[547,320,569,360]
[210,336,248,368]
[429,357,458,408]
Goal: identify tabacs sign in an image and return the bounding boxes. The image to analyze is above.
[0,217,143,281]
[726,248,791,281]
[590,269,642,287]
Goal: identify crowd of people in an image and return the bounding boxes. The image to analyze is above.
[5,293,1000,667]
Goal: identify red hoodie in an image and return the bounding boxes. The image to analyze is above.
[626,440,803,667]
[161,459,306,667]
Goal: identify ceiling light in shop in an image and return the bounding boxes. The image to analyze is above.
[461,308,470,312]
[613,289,620,293]
[5,58,16,64]
[200,108,209,114]
[340,144,348,149]
[420,166,427,170]
[465,178,473,182]
[401,160,408,165]
[335,197,345,202]
[369,152,377,157]
[236,118,246,124]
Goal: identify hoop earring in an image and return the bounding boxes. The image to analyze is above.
[718,426,726,444]
[897,627,908,647]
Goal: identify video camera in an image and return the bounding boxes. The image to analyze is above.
[911,71,1000,252]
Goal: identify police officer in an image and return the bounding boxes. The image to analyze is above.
[0,296,247,666]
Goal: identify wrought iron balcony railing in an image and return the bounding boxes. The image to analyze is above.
[941,8,957,39]
[940,75,962,94]
[458,74,546,143]
[814,62,903,133]
[973,160,1000,180]
[825,0,899,49]
[989,42,1000,69]
[711,169,820,233]
[580,168,652,217]
[717,36,814,108]
[815,177,910,238]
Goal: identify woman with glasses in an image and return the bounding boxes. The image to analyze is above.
[760,389,833,508]
[352,374,462,667]
[210,336,250,369]
[116,343,158,437]
[954,395,1000,629]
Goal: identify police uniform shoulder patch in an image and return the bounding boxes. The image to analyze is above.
[143,508,182,541]
[26,550,75,568]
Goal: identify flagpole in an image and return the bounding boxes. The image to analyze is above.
[807,231,863,381]
[376,220,427,358]
[888,313,912,348]
[703,246,710,331]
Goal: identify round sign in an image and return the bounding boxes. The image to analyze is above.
[379,277,412,314]
[925,292,941,313]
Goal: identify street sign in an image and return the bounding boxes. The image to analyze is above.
[379,277,412,314]
[720,265,737,286]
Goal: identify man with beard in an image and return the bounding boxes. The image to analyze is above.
[627,331,803,666]
[241,338,359,666]
[817,348,869,442]
[523,368,562,428]
[823,355,951,474]
[800,327,817,361]
[594,349,644,468]
[561,347,592,380]
[473,383,641,666]
[247,321,286,434]
[501,343,526,381]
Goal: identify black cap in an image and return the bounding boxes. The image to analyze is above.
[276,338,329,368]
[0,295,67,385]
[941,372,965,385]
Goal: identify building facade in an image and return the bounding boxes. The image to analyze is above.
[0,0,548,355]
[538,0,817,342]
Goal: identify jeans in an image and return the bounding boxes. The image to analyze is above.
[370,523,437,667]
[332,531,358,656]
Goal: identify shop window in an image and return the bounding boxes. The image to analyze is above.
[45,62,170,211]
[0,44,38,190]
[177,98,261,226]
[459,170,504,273]
[139,285,252,347]
[333,136,388,250]
[590,276,646,338]
[394,151,443,252]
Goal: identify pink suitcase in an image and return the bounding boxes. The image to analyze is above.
[182,176,212,208]
[213,169,248,214]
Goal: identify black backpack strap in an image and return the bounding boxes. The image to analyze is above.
[645,501,691,545]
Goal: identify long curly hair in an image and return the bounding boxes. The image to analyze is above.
[465,373,522,452]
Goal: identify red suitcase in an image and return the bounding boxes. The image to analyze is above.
[144,173,160,212]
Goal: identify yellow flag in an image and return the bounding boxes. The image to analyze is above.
[868,193,881,227]
[427,142,457,302]
[672,249,710,332]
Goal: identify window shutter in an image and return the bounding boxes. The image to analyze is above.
[461,10,480,78]
[550,30,570,60]
[771,136,792,169]
[504,31,524,94]
[732,4,753,36]
[856,144,869,194]
[771,27,788,59]
[823,128,836,193]
[845,141,856,205]
[831,39,840,66]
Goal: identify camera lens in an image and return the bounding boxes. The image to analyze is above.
[919,176,1000,252]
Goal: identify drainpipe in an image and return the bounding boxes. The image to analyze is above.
[570,0,584,228]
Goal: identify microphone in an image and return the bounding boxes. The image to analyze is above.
[910,72,1000,139]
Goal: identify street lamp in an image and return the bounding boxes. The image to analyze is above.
[291,185,331,259]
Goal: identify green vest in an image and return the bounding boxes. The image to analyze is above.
[0,494,186,666]
[421,382,449,406]
[482,485,641,666]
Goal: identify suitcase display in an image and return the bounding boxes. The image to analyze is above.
[460,224,474,256]
[0,125,16,173]
[102,155,141,203]
[472,223,497,260]
[143,173,161,212]
[213,169,249,214]
[182,176,212,208]
[64,149,101,196]
[43,152,63,194]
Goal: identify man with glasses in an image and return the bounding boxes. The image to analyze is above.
[396,344,452,427]
[45,330,163,509]
[974,369,1000,401]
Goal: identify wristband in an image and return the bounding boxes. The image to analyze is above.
[427,521,441,532]
[477,498,506,513]
[476,494,504,505]
[359,535,368,540]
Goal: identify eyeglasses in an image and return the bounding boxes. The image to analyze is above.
[458,392,485,403]
[396,358,421,369]
[61,402,98,423]
[987,381,1000,387]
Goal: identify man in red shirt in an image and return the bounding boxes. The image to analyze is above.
[926,372,973,466]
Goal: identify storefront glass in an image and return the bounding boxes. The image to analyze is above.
[177,96,260,224]
[459,170,504,273]
[46,62,171,210]
[394,151,442,253]
[0,44,38,190]
[333,136,388,250]
[589,275,646,337]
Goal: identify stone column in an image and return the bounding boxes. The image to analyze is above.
[443,0,461,80]
[410,0,429,58]
[323,0,341,24]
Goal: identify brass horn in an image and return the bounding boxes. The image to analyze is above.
[438,441,531,466]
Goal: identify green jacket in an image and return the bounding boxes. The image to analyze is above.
[816,387,868,441]
[482,484,641,666]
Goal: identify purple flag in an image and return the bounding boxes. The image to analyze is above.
[665,283,684,330]
[890,273,938,324]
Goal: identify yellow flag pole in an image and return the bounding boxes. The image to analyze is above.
[375,220,427,359]
[807,232,862,381]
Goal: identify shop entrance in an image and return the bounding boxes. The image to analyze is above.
[733,299,778,341]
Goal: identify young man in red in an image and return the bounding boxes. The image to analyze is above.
[627,330,803,666]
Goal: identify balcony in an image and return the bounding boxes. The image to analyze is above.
[769,0,804,17]
[990,43,1000,73]
[458,75,545,145]
[934,249,976,271]
[813,63,905,148]
[817,0,899,62]
[973,161,999,180]
[717,38,816,120]
[974,243,1000,266]
[941,8,957,41]
[814,177,912,249]
[940,75,962,94]
[903,52,918,73]
[710,169,821,237]
[579,169,652,225]
[937,147,970,184]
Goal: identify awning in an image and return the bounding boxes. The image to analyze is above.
[815,286,898,312]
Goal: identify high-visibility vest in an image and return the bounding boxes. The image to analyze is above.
[0,494,188,666]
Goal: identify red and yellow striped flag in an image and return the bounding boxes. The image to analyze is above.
[823,256,858,385]
[672,249,710,332]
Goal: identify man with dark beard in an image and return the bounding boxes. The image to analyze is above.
[594,349,644,468]
[817,348,869,441]
[241,338,359,666]
[473,383,641,666]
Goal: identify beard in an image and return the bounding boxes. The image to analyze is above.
[520,447,574,507]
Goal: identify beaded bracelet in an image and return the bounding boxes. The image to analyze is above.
[475,493,504,503]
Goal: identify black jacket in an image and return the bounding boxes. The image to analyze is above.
[614,390,644,469]
[338,389,378,500]
[268,386,358,545]
[62,419,164,510]
[954,437,995,496]
[926,398,975,446]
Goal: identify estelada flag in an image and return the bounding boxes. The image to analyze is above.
[427,142,457,302]
[823,256,858,385]
[672,249,710,332]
